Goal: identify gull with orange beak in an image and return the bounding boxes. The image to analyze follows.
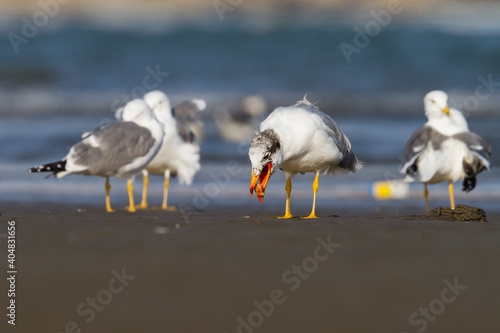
[249,96,362,219]
[401,90,491,212]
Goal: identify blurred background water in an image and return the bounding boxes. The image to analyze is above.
[1,0,499,212]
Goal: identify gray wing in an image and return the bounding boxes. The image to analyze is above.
[401,126,449,175]
[453,131,491,168]
[403,126,429,163]
[172,99,205,143]
[70,122,155,175]
[314,109,361,172]
[403,126,448,162]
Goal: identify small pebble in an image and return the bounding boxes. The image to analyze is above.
[154,227,169,234]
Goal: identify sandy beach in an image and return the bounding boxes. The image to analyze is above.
[2,202,500,332]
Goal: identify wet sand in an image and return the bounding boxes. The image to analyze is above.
[2,202,500,332]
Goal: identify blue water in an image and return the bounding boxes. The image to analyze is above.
[2,13,500,111]
[1,7,499,211]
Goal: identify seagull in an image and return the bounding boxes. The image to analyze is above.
[401,90,491,212]
[172,98,205,144]
[122,90,204,210]
[213,95,267,143]
[29,99,164,212]
[248,96,362,219]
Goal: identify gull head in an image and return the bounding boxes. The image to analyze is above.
[121,99,155,124]
[144,90,172,112]
[248,129,282,202]
[424,90,450,119]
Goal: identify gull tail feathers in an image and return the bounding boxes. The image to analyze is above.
[171,143,201,186]
[29,160,67,177]
[325,153,363,175]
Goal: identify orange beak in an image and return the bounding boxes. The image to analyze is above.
[250,163,272,203]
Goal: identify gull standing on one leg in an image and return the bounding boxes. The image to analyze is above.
[401,90,491,212]
[249,96,362,219]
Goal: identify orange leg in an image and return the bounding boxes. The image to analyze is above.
[105,177,115,213]
[449,181,455,210]
[127,179,136,213]
[304,172,319,219]
[277,176,293,219]
[162,170,176,211]
[137,170,149,209]
[424,184,429,213]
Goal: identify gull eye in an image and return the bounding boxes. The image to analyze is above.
[263,152,271,159]
[431,99,436,104]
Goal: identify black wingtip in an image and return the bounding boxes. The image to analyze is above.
[406,164,418,176]
[462,176,476,193]
[28,166,45,173]
[462,161,477,193]
[29,160,66,174]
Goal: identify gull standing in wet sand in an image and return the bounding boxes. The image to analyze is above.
[129,90,205,210]
[401,90,491,212]
[249,96,362,219]
[29,99,164,212]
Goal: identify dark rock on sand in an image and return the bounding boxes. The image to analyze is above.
[426,204,487,222]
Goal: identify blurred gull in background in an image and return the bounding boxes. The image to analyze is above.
[213,95,267,143]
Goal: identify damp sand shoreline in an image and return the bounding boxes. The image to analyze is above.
[1,202,500,332]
